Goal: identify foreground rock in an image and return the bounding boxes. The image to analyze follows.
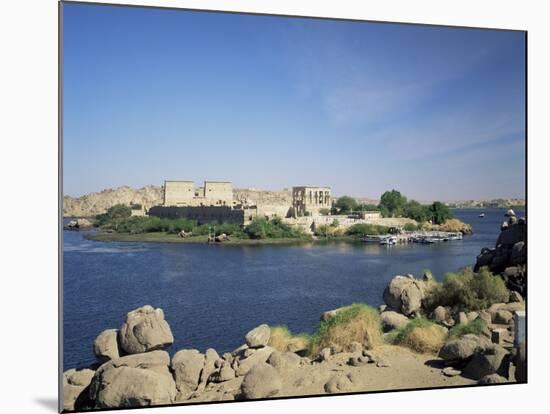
[462,345,508,380]
[171,349,205,398]
[63,369,95,411]
[245,324,271,348]
[119,305,174,354]
[89,351,176,408]
[240,363,282,399]
[93,329,119,362]
[439,334,492,363]
[383,275,433,316]
[380,311,409,332]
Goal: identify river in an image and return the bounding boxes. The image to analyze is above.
[62,208,521,370]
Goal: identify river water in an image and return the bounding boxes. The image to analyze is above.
[62,208,521,370]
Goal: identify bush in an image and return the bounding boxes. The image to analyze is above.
[268,326,310,353]
[425,267,509,312]
[106,204,132,219]
[346,223,389,237]
[244,217,305,239]
[448,319,487,339]
[403,200,431,222]
[394,318,447,354]
[429,201,454,225]
[403,222,419,232]
[319,208,330,215]
[334,196,358,214]
[309,303,382,356]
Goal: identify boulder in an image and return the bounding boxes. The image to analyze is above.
[432,306,448,323]
[324,374,353,394]
[63,368,95,411]
[478,374,507,384]
[442,367,461,377]
[245,324,271,348]
[458,312,468,325]
[171,349,205,396]
[93,329,119,362]
[462,345,508,380]
[240,363,282,399]
[496,223,525,248]
[118,305,174,354]
[267,351,302,372]
[380,311,409,332]
[234,346,274,376]
[478,310,492,326]
[198,348,220,391]
[319,347,332,362]
[466,311,479,322]
[89,350,176,408]
[210,361,236,383]
[493,310,513,324]
[439,334,491,362]
[510,241,526,265]
[383,275,425,316]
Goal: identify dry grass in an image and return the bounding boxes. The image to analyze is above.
[396,319,447,354]
[268,326,310,353]
[309,303,382,356]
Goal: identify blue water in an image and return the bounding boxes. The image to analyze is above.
[62,208,522,370]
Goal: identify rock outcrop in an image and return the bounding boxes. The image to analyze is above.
[93,329,119,362]
[383,275,433,316]
[89,351,177,408]
[119,305,174,354]
[474,211,526,294]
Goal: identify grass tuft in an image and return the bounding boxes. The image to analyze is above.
[268,325,310,353]
[448,319,487,339]
[394,318,447,354]
[309,303,382,356]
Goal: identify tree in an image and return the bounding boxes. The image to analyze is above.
[429,201,454,225]
[358,203,380,211]
[106,204,132,219]
[335,196,358,214]
[379,190,407,217]
[403,200,431,222]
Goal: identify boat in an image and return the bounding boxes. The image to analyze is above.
[380,236,397,245]
[479,212,485,218]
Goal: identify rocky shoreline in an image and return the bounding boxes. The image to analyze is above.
[63,211,527,411]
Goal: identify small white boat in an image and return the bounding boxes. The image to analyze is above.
[380,236,397,245]
[479,213,485,218]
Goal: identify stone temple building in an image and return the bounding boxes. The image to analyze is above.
[163,180,233,207]
[292,186,331,216]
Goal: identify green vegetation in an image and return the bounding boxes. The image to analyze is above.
[379,190,408,217]
[244,217,306,239]
[268,326,311,353]
[333,196,358,214]
[130,203,142,210]
[358,203,380,211]
[403,222,420,232]
[448,319,487,339]
[429,201,454,225]
[309,303,382,355]
[346,223,390,237]
[425,267,509,312]
[394,318,447,354]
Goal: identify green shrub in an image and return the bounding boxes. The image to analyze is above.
[319,208,330,215]
[346,223,389,236]
[403,222,419,232]
[309,303,382,355]
[394,318,447,354]
[425,267,509,312]
[244,217,305,239]
[448,319,487,339]
[106,204,132,219]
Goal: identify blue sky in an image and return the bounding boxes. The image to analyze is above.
[63,3,526,201]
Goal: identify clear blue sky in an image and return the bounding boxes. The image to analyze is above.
[63,3,526,201]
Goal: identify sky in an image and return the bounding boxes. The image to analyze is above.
[63,3,526,201]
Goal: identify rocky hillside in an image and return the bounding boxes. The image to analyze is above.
[63,186,294,217]
[63,186,164,217]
